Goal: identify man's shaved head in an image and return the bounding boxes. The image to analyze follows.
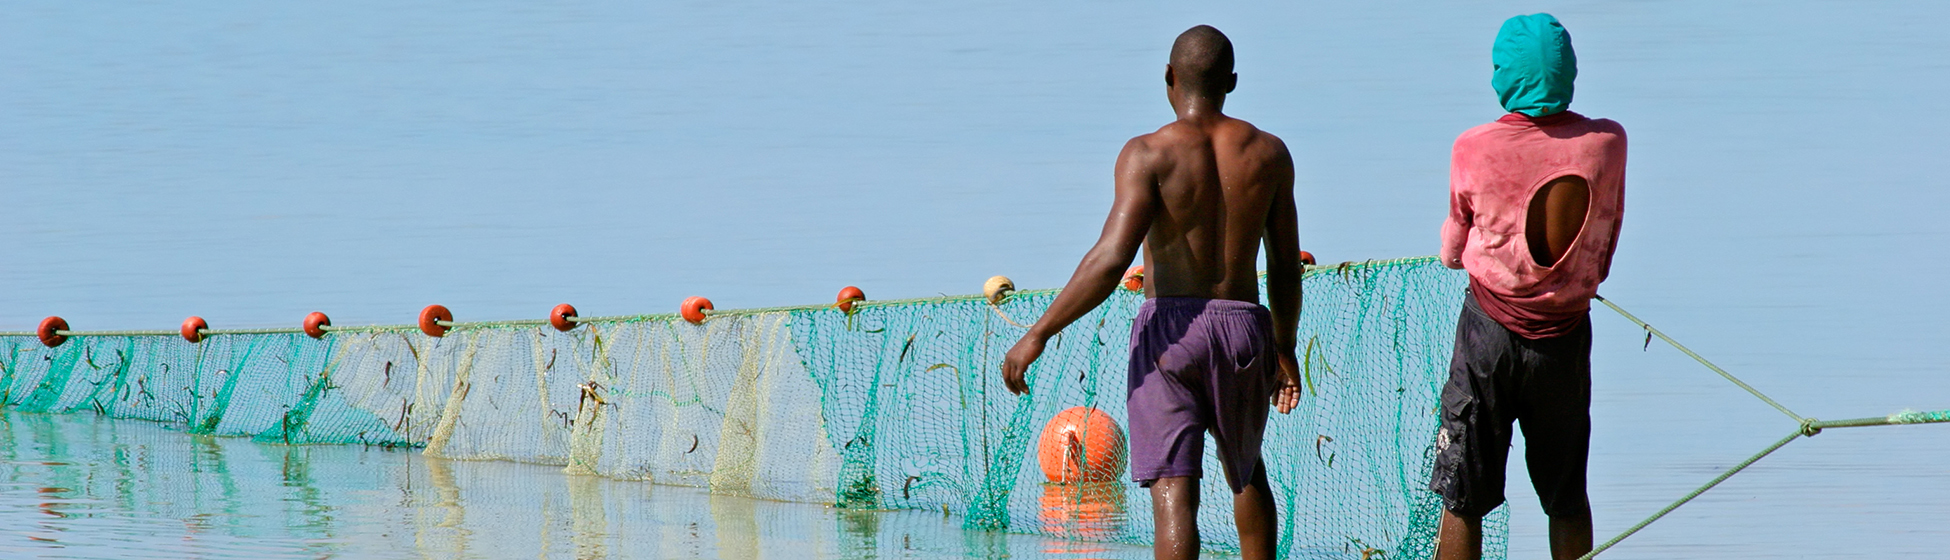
[1169,25,1235,98]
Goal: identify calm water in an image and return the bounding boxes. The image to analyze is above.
[0,409,1152,559]
[2,0,1948,558]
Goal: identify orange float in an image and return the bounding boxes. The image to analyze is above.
[181,316,208,343]
[836,286,865,314]
[1036,406,1127,483]
[680,296,713,324]
[1121,266,1144,291]
[1299,250,1317,266]
[419,304,453,337]
[303,312,331,339]
[550,303,579,332]
[37,316,68,348]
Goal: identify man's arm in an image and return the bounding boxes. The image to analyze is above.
[1440,142,1472,270]
[1000,138,1158,395]
[1261,141,1303,414]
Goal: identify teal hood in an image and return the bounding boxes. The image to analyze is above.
[1491,13,1577,117]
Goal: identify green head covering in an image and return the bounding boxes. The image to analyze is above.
[1491,13,1577,117]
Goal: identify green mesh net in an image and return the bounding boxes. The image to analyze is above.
[0,256,1506,558]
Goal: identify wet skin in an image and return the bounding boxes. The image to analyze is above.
[1000,60,1303,560]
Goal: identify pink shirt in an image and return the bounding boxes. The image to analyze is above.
[1440,111,1627,339]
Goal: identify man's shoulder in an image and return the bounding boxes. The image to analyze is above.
[1214,117,1290,162]
[1585,117,1627,141]
[1455,113,1627,146]
[1453,119,1512,146]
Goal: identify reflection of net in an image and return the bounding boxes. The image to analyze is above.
[0,257,1504,558]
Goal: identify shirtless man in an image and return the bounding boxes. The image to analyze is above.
[1000,25,1302,560]
[1430,14,1626,560]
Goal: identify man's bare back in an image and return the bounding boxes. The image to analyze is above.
[1126,117,1295,303]
[997,25,1301,560]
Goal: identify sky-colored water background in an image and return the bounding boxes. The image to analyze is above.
[1,0,1947,558]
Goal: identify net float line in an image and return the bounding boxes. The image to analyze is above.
[0,259,1426,346]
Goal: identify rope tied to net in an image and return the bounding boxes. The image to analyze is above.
[1577,295,1950,560]
[1594,296,1805,423]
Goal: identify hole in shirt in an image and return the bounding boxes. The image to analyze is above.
[1526,175,1590,268]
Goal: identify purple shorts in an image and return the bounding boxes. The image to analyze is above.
[1126,297,1276,494]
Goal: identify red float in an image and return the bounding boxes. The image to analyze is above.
[181,316,209,343]
[836,286,865,314]
[419,304,453,337]
[1299,250,1317,266]
[680,296,713,324]
[303,312,331,339]
[1036,406,1128,484]
[37,316,68,348]
[550,303,579,332]
[1122,266,1144,292]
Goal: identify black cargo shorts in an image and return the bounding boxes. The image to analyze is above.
[1428,289,1592,519]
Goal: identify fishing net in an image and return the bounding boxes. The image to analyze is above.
[0,256,1506,558]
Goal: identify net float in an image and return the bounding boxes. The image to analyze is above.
[1036,406,1127,484]
[681,296,713,324]
[181,316,208,343]
[836,286,865,314]
[1122,266,1144,291]
[984,276,1015,305]
[550,303,579,332]
[419,305,453,337]
[1300,250,1316,266]
[303,312,331,339]
[37,316,68,348]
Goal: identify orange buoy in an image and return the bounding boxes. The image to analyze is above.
[303,312,331,339]
[1299,250,1316,266]
[550,303,579,332]
[1036,406,1127,484]
[419,304,453,337]
[680,296,713,324]
[1121,266,1144,291]
[181,316,209,343]
[836,286,865,314]
[37,316,68,348]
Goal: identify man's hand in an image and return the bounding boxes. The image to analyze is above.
[1001,333,1047,395]
[1273,351,1302,414]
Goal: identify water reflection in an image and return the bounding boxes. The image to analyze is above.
[0,410,1154,559]
[1038,482,1129,557]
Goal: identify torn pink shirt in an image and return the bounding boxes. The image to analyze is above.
[1440,111,1627,339]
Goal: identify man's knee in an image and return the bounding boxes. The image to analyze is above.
[1443,505,1490,525]
[1149,476,1202,507]
[1542,495,1591,521]
[1538,481,1590,520]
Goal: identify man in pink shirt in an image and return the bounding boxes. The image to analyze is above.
[1430,14,1627,560]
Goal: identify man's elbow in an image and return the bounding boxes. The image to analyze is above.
[1081,250,1131,277]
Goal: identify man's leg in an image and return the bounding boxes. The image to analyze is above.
[1519,313,1594,560]
[1436,510,1484,560]
[1149,476,1200,560]
[1231,459,1277,560]
[1430,292,1514,560]
[1548,507,1594,560]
